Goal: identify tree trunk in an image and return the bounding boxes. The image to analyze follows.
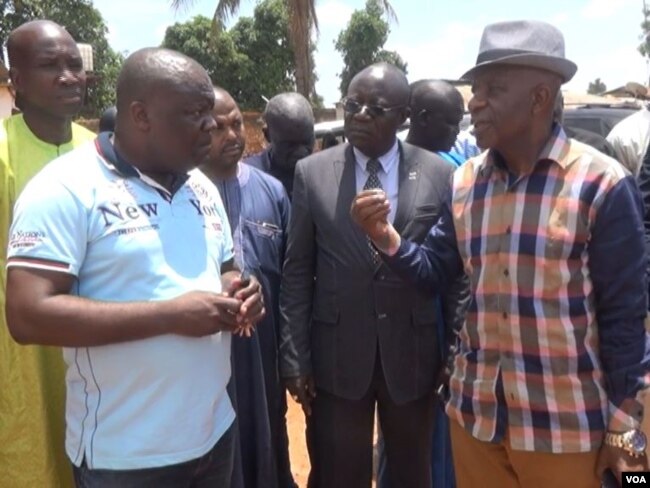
[292,41,312,98]
[286,0,315,99]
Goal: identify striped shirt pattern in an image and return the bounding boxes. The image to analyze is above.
[445,126,645,453]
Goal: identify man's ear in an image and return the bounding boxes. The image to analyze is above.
[130,101,151,132]
[262,124,270,143]
[9,67,21,94]
[413,109,429,127]
[532,84,554,116]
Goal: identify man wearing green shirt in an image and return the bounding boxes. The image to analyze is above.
[0,20,93,488]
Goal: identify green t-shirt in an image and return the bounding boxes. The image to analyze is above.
[0,113,94,488]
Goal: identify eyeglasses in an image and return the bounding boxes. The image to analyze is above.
[342,98,405,118]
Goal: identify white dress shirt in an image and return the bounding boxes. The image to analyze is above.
[607,106,649,176]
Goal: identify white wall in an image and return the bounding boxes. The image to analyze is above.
[0,86,14,119]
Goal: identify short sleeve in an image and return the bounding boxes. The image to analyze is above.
[7,171,87,276]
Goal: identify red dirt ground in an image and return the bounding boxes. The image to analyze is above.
[286,395,310,487]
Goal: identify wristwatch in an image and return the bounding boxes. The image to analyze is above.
[604,429,647,457]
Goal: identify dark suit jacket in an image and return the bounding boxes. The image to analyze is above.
[279,141,468,404]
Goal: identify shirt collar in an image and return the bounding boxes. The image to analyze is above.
[484,124,571,172]
[237,160,251,186]
[353,139,400,174]
[217,162,250,187]
[15,113,74,152]
[95,132,190,196]
[95,132,139,177]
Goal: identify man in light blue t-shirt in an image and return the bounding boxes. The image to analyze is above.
[5,48,265,487]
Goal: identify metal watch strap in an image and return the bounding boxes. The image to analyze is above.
[605,432,624,449]
[604,431,643,458]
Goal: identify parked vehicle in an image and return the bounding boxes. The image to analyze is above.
[562,104,639,138]
[314,102,642,150]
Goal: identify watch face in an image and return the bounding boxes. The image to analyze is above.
[630,430,648,454]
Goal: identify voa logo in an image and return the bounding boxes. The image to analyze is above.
[622,472,650,486]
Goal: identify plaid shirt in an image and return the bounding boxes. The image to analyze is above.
[386,126,650,453]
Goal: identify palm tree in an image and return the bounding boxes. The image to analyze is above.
[170,0,396,100]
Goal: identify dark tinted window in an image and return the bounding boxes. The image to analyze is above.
[563,107,638,138]
[564,117,603,135]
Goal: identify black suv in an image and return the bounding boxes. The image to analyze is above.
[459,103,639,139]
[563,104,639,138]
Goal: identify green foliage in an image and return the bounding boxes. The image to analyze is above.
[0,0,39,44]
[335,0,407,98]
[163,0,297,110]
[162,16,248,97]
[375,49,407,72]
[587,78,607,95]
[231,0,296,106]
[0,0,124,118]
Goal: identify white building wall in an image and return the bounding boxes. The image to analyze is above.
[0,86,13,119]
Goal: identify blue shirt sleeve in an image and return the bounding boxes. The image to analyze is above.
[382,195,464,294]
[7,167,87,275]
[588,175,650,426]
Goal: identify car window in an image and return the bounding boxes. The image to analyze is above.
[564,117,603,135]
[563,107,638,138]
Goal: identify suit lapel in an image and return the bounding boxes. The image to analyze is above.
[393,141,420,233]
[333,144,355,206]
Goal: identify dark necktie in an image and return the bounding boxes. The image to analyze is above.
[363,158,383,191]
[363,158,382,264]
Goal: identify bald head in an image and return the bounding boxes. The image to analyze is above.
[407,79,464,152]
[116,48,211,116]
[262,92,315,172]
[410,80,464,117]
[7,20,76,69]
[264,92,314,136]
[348,63,410,107]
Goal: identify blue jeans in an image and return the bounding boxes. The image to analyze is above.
[73,423,235,488]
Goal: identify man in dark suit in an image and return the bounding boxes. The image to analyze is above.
[279,62,468,488]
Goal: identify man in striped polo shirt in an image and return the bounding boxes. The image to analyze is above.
[352,20,650,487]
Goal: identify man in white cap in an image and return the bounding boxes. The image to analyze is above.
[351,20,650,487]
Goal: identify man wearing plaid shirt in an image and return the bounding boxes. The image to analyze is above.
[352,20,650,487]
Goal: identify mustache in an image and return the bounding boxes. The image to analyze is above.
[221,144,243,153]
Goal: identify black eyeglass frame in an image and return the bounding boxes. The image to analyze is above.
[341,98,406,118]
